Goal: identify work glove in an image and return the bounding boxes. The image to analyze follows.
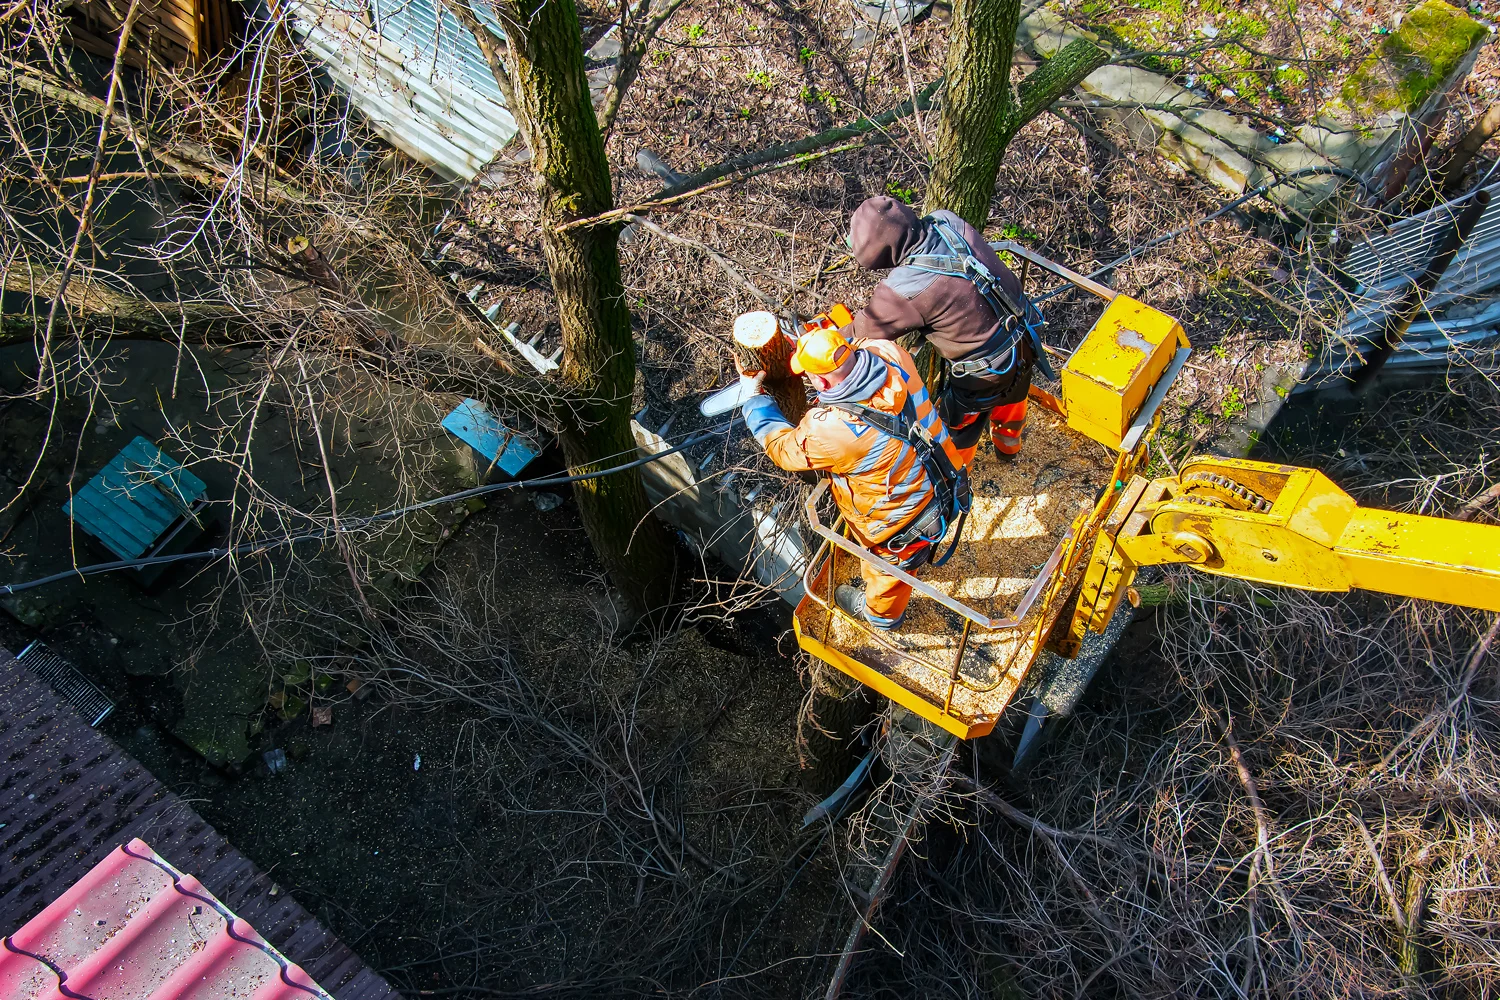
[739,370,766,396]
[733,354,765,379]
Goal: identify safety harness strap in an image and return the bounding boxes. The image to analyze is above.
[903,218,1057,380]
[828,396,972,560]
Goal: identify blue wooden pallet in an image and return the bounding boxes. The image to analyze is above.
[64,437,208,561]
[441,399,540,477]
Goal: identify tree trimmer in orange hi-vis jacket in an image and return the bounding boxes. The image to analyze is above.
[738,314,971,630]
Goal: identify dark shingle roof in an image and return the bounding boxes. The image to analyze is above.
[0,647,400,1000]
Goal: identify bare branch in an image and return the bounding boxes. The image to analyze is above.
[437,0,519,113]
[559,79,942,230]
[598,0,693,135]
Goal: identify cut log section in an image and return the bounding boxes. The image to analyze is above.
[733,311,808,424]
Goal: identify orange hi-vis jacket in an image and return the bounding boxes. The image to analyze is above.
[742,339,964,546]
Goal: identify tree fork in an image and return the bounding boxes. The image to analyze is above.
[925,0,1106,226]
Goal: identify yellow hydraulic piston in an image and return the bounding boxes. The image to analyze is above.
[1066,455,1500,646]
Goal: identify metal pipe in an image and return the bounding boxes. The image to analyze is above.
[943,618,972,716]
[991,241,1117,302]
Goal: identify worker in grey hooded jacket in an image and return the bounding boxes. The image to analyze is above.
[847,196,1038,463]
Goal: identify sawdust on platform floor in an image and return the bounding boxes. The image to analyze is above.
[814,408,1116,721]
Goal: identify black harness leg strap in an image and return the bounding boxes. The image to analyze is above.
[931,507,967,567]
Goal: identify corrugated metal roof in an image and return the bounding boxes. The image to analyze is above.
[1337,183,1500,334]
[1308,184,1500,380]
[1,839,333,1000]
[0,648,401,1000]
[282,0,518,179]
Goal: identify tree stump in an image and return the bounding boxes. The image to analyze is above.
[733,311,808,424]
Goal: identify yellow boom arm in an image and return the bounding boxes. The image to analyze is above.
[1065,456,1500,647]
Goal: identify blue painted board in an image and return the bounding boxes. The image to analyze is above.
[441,399,539,477]
[64,437,208,560]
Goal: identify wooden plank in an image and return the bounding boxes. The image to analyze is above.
[88,1,195,56]
[200,0,217,62]
[82,0,196,45]
[119,437,207,503]
[63,23,149,68]
[156,0,198,22]
[76,478,171,546]
[138,11,195,51]
[62,438,206,560]
[66,490,158,560]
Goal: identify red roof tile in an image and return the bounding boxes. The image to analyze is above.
[0,649,400,1000]
[1,839,331,1000]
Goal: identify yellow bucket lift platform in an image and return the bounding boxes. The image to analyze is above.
[792,245,1500,740]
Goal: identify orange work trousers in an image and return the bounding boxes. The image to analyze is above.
[853,530,932,628]
[951,398,1029,467]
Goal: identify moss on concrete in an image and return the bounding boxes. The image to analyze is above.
[1075,0,1273,98]
[172,653,266,766]
[1338,0,1486,119]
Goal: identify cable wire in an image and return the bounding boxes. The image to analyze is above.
[1033,165,1380,303]
[0,419,739,598]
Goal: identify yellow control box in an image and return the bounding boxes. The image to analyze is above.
[1060,295,1189,451]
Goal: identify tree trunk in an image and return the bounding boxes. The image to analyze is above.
[488,0,678,614]
[1441,101,1500,194]
[732,312,808,423]
[925,0,1021,227]
[925,1,1107,226]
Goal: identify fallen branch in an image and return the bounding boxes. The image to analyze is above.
[1399,843,1434,978]
[1,259,259,343]
[1373,614,1500,774]
[1349,811,1407,931]
[623,214,778,309]
[660,76,942,198]
[1457,480,1500,522]
[952,775,1170,864]
[557,138,872,231]
[1216,710,1302,939]
[557,77,943,231]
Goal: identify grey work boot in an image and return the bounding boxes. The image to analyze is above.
[835,584,865,620]
[835,584,906,632]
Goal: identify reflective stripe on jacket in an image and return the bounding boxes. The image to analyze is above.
[746,339,963,545]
